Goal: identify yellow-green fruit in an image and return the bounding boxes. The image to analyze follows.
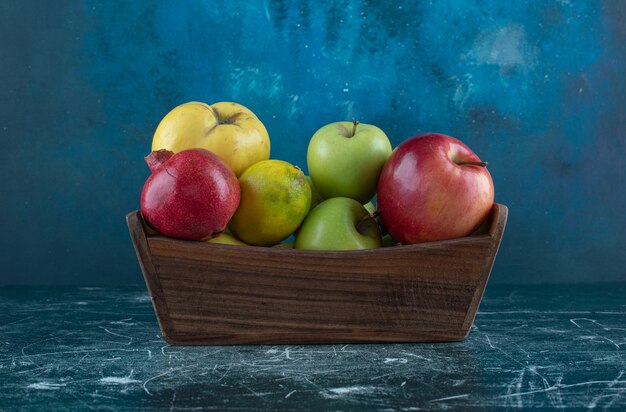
[151,101,270,176]
[207,233,248,246]
[229,160,311,246]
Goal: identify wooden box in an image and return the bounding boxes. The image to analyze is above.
[126,204,507,345]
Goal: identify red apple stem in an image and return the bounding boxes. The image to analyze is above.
[145,149,175,173]
[351,121,359,137]
[457,160,488,167]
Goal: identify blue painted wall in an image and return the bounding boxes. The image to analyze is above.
[1,0,624,285]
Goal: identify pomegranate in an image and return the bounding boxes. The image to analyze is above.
[141,148,240,240]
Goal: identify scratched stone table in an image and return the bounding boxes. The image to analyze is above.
[0,284,624,411]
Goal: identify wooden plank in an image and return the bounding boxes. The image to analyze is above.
[125,211,174,338]
[128,204,508,345]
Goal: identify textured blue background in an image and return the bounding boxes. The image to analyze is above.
[1,0,624,285]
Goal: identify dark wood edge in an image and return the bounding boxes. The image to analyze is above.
[126,211,174,338]
[161,330,469,346]
[138,205,509,257]
[460,204,508,334]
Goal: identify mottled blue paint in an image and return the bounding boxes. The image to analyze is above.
[0,0,624,285]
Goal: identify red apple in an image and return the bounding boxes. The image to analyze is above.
[377,133,494,244]
[141,148,240,240]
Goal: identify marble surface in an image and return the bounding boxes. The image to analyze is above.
[0,284,625,410]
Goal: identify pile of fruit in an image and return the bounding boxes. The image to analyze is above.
[140,101,494,250]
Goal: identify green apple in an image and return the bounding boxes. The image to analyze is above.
[307,121,392,204]
[294,197,382,250]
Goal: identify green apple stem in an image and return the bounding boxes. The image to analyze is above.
[356,210,380,226]
[350,121,359,137]
[457,160,488,167]
[356,212,380,236]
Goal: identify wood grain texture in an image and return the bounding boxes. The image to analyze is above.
[126,212,173,338]
[126,204,508,345]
